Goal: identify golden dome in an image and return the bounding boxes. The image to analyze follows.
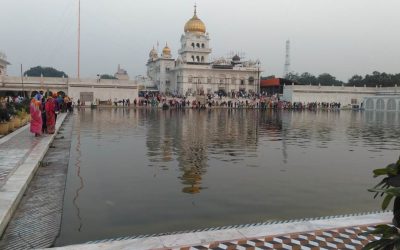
[162,43,171,55]
[184,6,206,34]
[149,46,158,58]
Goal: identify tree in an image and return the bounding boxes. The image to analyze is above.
[317,73,342,86]
[364,156,400,250]
[284,72,301,84]
[100,74,117,80]
[24,66,68,78]
[299,72,318,85]
[351,71,398,87]
[348,75,363,86]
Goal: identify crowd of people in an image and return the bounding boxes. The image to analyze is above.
[30,91,73,137]
[131,93,343,111]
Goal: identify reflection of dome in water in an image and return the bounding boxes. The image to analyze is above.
[184,6,206,34]
[182,186,201,194]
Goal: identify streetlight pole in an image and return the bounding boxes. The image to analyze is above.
[20,64,25,98]
[257,61,261,95]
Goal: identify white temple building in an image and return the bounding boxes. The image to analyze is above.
[146,6,261,96]
[114,64,129,80]
[0,52,10,76]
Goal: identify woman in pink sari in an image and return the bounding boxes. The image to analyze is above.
[30,94,43,137]
[45,93,57,134]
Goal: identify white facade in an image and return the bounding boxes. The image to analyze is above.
[0,52,10,76]
[0,76,138,104]
[146,7,261,96]
[282,84,400,107]
[114,64,129,80]
[364,96,400,111]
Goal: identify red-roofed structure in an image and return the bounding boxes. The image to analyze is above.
[260,78,293,95]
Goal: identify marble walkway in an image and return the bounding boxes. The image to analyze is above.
[0,113,67,236]
[52,212,391,250]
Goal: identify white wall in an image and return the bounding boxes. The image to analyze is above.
[68,86,138,104]
[283,85,380,106]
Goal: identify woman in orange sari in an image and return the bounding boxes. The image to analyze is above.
[45,93,57,134]
[30,94,42,137]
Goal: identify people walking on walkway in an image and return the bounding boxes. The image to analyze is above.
[30,94,43,137]
[45,93,57,134]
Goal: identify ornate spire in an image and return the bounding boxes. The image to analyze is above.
[184,4,206,34]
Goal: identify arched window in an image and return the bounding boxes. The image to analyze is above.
[376,99,385,110]
[196,56,200,62]
[365,99,374,110]
[201,43,205,48]
[387,99,396,111]
[191,55,195,62]
[191,43,195,48]
[248,77,255,85]
[196,43,200,48]
[201,56,204,62]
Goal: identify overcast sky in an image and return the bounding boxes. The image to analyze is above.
[1,0,399,81]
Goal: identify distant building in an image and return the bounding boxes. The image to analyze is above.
[114,64,129,80]
[146,6,261,96]
[260,77,292,95]
[0,52,10,76]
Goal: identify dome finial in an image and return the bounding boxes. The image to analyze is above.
[184,4,206,34]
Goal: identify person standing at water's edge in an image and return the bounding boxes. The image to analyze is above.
[45,92,57,134]
[30,94,43,137]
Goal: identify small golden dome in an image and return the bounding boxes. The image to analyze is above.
[184,6,206,34]
[162,44,171,55]
[149,47,158,58]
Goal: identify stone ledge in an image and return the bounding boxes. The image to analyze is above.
[51,212,391,250]
[0,121,29,145]
[0,113,67,237]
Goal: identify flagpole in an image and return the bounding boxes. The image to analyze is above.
[77,0,81,79]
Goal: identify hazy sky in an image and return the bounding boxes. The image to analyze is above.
[1,0,399,81]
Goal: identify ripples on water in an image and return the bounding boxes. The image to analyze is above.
[56,109,400,246]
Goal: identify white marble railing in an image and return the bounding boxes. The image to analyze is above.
[0,76,139,91]
[284,85,400,95]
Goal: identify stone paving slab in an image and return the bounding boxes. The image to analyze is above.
[0,114,73,249]
[0,113,67,237]
[50,212,391,250]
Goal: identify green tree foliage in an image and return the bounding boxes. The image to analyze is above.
[100,74,117,80]
[317,73,343,86]
[301,72,318,85]
[24,66,68,78]
[284,71,400,87]
[284,72,342,85]
[347,71,400,87]
[284,72,301,83]
[363,157,400,250]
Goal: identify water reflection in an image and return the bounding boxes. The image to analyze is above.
[56,109,400,246]
[142,109,400,194]
[72,115,84,232]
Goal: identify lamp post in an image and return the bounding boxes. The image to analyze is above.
[257,60,261,95]
[20,64,25,98]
